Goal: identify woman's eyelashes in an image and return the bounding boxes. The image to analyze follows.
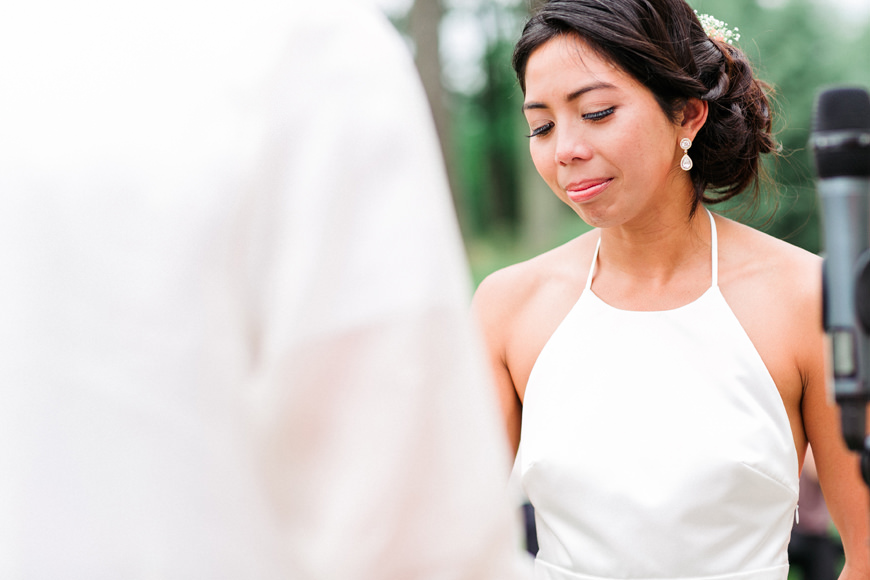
[527,122,554,138]
[582,107,615,121]
[526,107,615,138]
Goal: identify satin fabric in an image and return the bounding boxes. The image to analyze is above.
[520,211,799,580]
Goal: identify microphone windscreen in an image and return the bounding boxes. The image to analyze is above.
[813,87,870,133]
[812,86,870,178]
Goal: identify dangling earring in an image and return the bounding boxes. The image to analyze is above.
[680,138,693,171]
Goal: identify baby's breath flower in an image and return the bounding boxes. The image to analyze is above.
[694,10,740,45]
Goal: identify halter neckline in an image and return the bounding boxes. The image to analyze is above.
[584,208,718,291]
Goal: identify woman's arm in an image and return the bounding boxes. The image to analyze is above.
[472,271,524,456]
[803,379,870,577]
[799,287,870,578]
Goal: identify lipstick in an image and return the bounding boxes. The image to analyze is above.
[565,178,613,203]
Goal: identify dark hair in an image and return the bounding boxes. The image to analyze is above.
[513,0,777,211]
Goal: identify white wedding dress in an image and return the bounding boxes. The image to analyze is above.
[520,210,799,580]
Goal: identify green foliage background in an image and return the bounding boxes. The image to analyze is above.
[390,0,870,284]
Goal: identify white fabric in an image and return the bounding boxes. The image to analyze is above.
[0,2,529,579]
[520,211,799,580]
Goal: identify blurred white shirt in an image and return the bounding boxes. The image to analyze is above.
[0,1,528,578]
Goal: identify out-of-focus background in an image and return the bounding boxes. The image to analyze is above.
[375,0,870,285]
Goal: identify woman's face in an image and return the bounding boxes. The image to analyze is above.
[522,34,688,229]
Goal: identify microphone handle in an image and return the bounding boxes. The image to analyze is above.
[820,176,870,450]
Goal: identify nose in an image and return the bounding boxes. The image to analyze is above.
[554,127,592,165]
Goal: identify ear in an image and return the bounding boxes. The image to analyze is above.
[679,98,708,140]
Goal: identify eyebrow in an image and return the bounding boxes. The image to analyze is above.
[522,81,617,111]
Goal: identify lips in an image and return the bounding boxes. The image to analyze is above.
[565,178,613,203]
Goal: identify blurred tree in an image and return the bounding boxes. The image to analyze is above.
[450,3,523,239]
[409,0,469,230]
[410,0,446,148]
[450,0,579,267]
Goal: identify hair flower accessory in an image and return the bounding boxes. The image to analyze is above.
[694,10,740,45]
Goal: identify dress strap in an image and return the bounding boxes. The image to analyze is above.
[584,236,601,291]
[586,211,716,291]
[706,208,718,288]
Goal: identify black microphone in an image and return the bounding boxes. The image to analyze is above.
[812,86,870,452]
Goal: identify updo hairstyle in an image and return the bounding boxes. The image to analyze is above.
[513,0,777,211]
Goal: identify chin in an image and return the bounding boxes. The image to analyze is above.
[571,204,617,230]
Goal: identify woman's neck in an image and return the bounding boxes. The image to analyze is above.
[596,202,711,287]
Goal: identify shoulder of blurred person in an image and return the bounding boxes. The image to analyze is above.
[0,2,531,579]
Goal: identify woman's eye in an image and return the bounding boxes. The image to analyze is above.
[583,107,614,121]
[526,122,554,138]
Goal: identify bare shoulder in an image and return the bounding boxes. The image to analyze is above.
[473,230,599,397]
[474,231,597,321]
[717,215,821,306]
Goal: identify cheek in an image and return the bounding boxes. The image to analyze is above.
[529,143,572,205]
[619,128,677,182]
[529,142,555,183]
